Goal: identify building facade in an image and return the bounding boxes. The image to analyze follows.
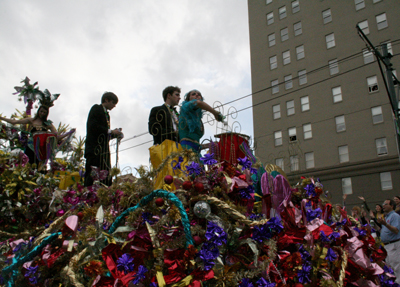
[248,0,400,208]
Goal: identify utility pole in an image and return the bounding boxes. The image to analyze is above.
[356,25,400,160]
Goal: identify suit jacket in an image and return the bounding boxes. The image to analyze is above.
[84,104,110,158]
[148,104,178,145]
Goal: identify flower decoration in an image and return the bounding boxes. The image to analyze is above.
[186,161,202,176]
[306,208,322,222]
[132,265,148,285]
[239,278,255,287]
[200,153,218,165]
[297,264,312,284]
[205,221,227,246]
[198,242,220,270]
[325,248,337,262]
[256,277,276,287]
[304,183,316,197]
[116,253,135,274]
[238,156,252,170]
[171,156,183,174]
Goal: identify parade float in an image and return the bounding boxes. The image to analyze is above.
[0,79,398,287]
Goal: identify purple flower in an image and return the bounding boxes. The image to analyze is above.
[354,227,366,237]
[198,242,220,270]
[325,248,337,262]
[256,277,276,287]
[200,153,218,165]
[116,253,135,274]
[298,245,311,261]
[384,264,394,275]
[305,183,316,197]
[239,185,254,199]
[205,221,227,246]
[329,231,340,240]
[24,265,39,277]
[252,224,273,242]
[132,265,148,284]
[266,217,283,234]
[238,157,252,170]
[306,208,322,222]
[320,231,330,243]
[28,276,39,285]
[186,162,202,176]
[239,278,255,287]
[298,264,312,284]
[336,218,347,226]
[141,212,154,224]
[171,156,183,173]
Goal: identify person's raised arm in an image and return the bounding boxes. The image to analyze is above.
[194,100,224,122]
[0,116,32,126]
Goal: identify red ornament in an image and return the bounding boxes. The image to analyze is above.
[155,198,165,207]
[194,182,204,193]
[77,212,84,220]
[293,284,304,287]
[193,235,203,245]
[164,175,173,184]
[182,181,193,190]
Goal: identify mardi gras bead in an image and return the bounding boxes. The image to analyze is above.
[193,201,211,218]
[194,182,204,193]
[182,181,193,190]
[164,175,173,184]
[193,235,203,245]
[155,198,165,207]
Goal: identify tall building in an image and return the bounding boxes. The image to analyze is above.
[248,0,400,207]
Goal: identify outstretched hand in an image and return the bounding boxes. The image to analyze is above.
[358,196,365,202]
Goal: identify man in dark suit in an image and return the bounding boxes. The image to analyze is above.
[148,86,181,145]
[84,92,123,187]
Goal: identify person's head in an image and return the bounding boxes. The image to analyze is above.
[375,204,383,213]
[34,106,49,121]
[184,89,203,102]
[101,92,118,110]
[393,196,400,205]
[162,86,181,107]
[383,199,396,213]
[352,206,361,216]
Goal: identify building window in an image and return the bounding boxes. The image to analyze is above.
[283,50,291,65]
[303,123,312,139]
[268,33,276,47]
[305,152,314,169]
[301,96,310,111]
[355,0,365,11]
[376,137,388,155]
[275,158,284,170]
[342,178,353,195]
[279,6,287,20]
[381,41,393,56]
[367,75,379,93]
[273,104,281,119]
[267,12,274,25]
[380,172,393,190]
[290,155,299,172]
[286,100,295,116]
[296,45,305,60]
[293,21,302,36]
[298,69,307,85]
[325,33,335,49]
[322,9,332,24]
[335,115,346,132]
[284,75,293,90]
[281,27,289,42]
[274,131,282,146]
[358,20,369,35]
[329,59,339,75]
[371,106,383,124]
[270,55,277,70]
[363,49,374,64]
[292,0,300,13]
[376,13,388,30]
[266,0,272,4]
[288,127,297,142]
[272,79,279,94]
[338,145,349,163]
[332,86,342,103]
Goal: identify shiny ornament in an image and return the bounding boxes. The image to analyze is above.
[194,182,204,193]
[164,175,173,184]
[193,235,203,245]
[193,201,211,218]
[182,181,193,190]
[155,198,165,207]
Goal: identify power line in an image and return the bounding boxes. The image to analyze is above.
[115,44,400,152]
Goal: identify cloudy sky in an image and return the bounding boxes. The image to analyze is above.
[0,0,253,174]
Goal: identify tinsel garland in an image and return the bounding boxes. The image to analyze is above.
[108,189,194,247]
